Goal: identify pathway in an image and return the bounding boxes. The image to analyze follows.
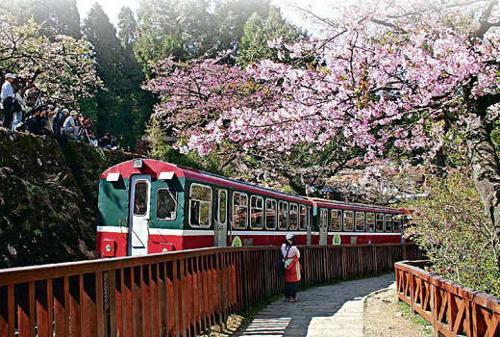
[236,273,394,337]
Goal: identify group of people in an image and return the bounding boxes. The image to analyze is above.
[0,72,119,149]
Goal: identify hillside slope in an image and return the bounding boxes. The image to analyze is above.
[0,127,136,267]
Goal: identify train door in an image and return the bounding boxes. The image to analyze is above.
[214,189,228,247]
[128,175,151,256]
[319,208,328,245]
[306,206,312,246]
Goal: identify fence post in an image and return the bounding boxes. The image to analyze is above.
[372,245,378,276]
[341,246,347,279]
[356,246,368,276]
[1,244,431,337]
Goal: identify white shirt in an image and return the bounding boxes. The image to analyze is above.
[1,81,14,102]
[281,243,300,259]
[14,93,26,111]
[63,115,75,129]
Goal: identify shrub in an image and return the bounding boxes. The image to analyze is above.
[403,170,500,297]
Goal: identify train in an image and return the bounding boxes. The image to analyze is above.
[96,159,407,257]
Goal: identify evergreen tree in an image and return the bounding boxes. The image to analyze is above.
[83,3,151,149]
[32,0,81,38]
[117,6,137,50]
[83,4,124,90]
[0,0,81,38]
[237,6,305,66]
[134,0,270,72]
[118,6,155,148]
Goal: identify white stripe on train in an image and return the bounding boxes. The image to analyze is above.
[96,226,401,236]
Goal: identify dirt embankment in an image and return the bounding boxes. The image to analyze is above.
[364,285,433,337]
[0,127,137,268]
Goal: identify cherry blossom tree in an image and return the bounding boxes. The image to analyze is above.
[146,57,364,189]
[148,0,499,248]
[0,13,100,107]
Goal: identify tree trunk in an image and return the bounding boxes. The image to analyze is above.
[465,117,500,266]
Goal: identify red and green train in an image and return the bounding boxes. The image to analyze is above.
[96,159,407,257]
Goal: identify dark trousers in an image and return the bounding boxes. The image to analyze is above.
[2,98,14,129]
[284,282,299,299]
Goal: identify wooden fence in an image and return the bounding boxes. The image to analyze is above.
[395,260,499,337]
[0,243,420,337]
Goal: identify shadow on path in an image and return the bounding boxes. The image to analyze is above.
[235,273,395,337]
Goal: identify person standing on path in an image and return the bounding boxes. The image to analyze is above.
[281,233,301,302]
[1,73,16,129]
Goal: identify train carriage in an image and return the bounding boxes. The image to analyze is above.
[97,159,313,257]
[96,159,406,258]
[310,198,405,246]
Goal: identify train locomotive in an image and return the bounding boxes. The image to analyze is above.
[96,159,406,257]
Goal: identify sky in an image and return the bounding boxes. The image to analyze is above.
[76,0,343,28]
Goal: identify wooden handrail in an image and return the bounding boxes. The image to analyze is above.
[0,244,421,337]
[395,260,500,337]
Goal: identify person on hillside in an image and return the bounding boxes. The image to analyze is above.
[281,233,301,302]
[53,108,68,136]
[44,106,57,134]
[62,110,78,140]
[1,73,16,129]
[12,87,27,131]
[23,81,42,110]
[99,133,112,148]
[81,116,98,146]
[25,107,48,135]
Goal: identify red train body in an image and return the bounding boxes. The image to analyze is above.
[96,159,406,257]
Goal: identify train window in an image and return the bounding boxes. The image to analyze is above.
[366,213,375,232]
[320,208,328,228]
[250,196,264,229]
[265,199,277,230]
[278,201,289,230]
[355,212,365,231]
[330,210,342,231]
[232,192,248,229]
[218,190,227,224]
[393,216,402,232]
[189,184,212,228]
[376,214,384,232]
[343,211,354,231]
[133,181,148,216]
[299,205,307,230]
[289,203,299,230]
[156,189,177,220]
[385,214,393,232]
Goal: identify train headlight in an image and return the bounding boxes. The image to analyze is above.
[133,159,143,169]
[101,239,116,257]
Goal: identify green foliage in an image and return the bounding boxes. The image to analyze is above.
[134,0,270,72]
[237,7,305,66]
[117,6,137,50]
[0,12,99,108]
[82,3,153,149]
[402,171,500,297]
[0,0,81,38]
[398,302,433,337]
[0,128,136,267]
[147,117,227,175]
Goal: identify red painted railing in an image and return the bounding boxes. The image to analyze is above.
[0,244,421,337]
[395,260,499,337]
